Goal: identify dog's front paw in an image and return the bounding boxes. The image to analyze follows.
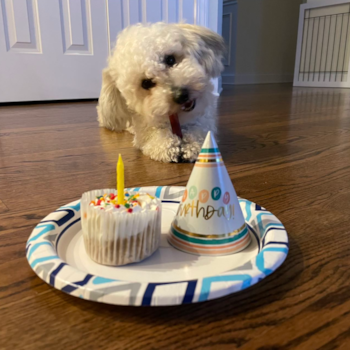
[146,145,182,163]
[141,134,182,163]
[166,145,182,163]
[181,142,201,162]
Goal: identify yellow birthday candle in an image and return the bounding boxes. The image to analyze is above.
[117,154,124,205]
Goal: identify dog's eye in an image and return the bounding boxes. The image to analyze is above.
[141,79,156,90]
[164,55,176,67]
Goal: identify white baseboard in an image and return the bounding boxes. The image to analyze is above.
[212,87,223,96]
[222,73,294,85]
[211,76,223,95]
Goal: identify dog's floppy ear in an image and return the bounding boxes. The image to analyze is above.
[178,24,225,78]
[97,68,131,132]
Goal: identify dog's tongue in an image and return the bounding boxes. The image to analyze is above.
[169,113,183,139]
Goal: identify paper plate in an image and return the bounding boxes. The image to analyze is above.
[26,186,289,306]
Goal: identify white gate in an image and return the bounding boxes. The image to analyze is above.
[294,0,350,87]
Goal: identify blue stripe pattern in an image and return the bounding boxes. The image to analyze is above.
[239,199,253,221]
[199,274,252,302]
[30,255,59,268]
[26,186,289,306]
[41,209,75,227]
[256,247,289,275]
[262,227,287,246]
[28,224,55,243]
[142,283,167,306]
[141,280,197,306]
[246,224,261,252]
[264,241,289,248]
[27,242,52,260]
[92,277,117,284]
[256,212,284,237]
[61,274,93,294]
[55,218,81,248]
[182,281,197,304]
[60,202,81,212]
[50,262,67,286]
[155,186,163,198]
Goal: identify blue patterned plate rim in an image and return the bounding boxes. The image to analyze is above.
[26,186,289,306]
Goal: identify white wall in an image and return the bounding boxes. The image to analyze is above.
[223,0,303,85]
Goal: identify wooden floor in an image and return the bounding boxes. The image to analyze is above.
[1,84,350,349]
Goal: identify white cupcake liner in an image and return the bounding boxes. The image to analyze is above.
[81,189,162,266]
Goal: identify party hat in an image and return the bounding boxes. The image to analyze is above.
[168,132,251,256]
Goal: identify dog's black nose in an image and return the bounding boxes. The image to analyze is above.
[173,87,190,105]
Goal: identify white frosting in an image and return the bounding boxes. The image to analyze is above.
[89,192,159,214]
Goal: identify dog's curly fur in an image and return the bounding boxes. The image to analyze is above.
[97,22,225,163]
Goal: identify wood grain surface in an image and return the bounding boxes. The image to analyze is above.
[1,84,350,350]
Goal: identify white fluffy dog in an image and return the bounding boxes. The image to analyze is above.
[97,22,225,163]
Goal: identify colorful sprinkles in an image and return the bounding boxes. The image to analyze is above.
[89,191,153,213]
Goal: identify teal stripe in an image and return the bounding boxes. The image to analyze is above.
[171,225,248,245]
[199,274,252,302]
[239,199,252,221]
[27,242,52,260]
[155,186,163,198]
[200,148,219,153]
[30,255,59,268]
[92,277,118,284]
[60,202,80,211]
[28,224,55,243]
[263,247,288,254]
[256,247,288,275]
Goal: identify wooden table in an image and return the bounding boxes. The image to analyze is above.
[1,84,350,349]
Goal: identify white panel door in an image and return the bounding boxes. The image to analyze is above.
[0,0,108,102]
[0,0,222,102]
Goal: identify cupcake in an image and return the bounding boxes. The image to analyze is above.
[81,189,161,266]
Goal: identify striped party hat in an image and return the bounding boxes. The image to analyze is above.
[168,131,251,256]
